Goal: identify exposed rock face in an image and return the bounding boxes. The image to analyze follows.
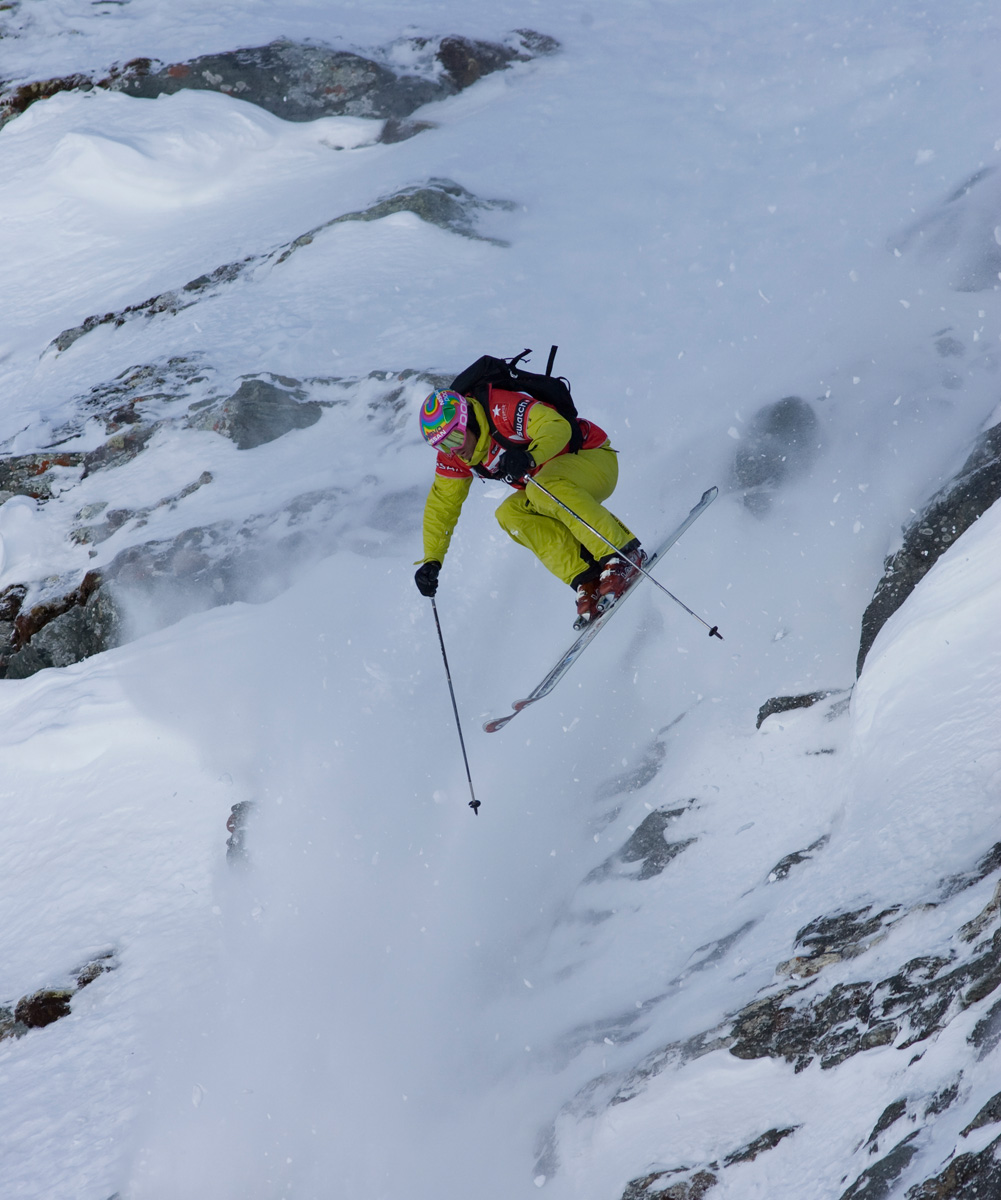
[839,1134,921,1200]
[756,688,849,729]
[0,361,440,679]
[732,395,820,515]
[562,831,1001,1197]
[49,179,513,355]
[0,952,117,1042]
[207,379,322,451]
[906,1133,1001,1198]
[857,418,1001,675]
[619,1129,799,1200]
[0,32,559,131]
[587,804,697,882]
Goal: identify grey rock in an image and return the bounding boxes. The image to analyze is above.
[73,951,117,990]
[109,40,445,123]
[925,1081,962,1118]
[756,689,847,729]
[587,805,695,882]
[839,1134,920,1200]
[14,988,74,1028]
[866,1098,908,1147]
[767,835,830,883]
[970,999,1001,1058]
[732,396,820,515]
[960,1091,1001,1137]
[858,419,1001,675]
[2,31,560,130]
[210,379,322,450]
[728,927,1001,1073]
[621,1168,717,1200]
[722,1126,799,1166]
[1,578,122,679]
[905,1132,1001,1198]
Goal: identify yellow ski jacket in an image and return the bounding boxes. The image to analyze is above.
[420,391,607,565]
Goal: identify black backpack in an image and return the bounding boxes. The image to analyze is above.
[449,345,584,453]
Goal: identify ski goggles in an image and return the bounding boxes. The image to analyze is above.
[438,426,466,452]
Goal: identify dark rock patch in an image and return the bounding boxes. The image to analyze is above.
[1,32,559,130]
[0,952,118,1041]
[208,379,322,450]
[905,1133,1001,1199]
[0,72,92,121]
[621,1168,717,1200]
[970,999,1001,1058]
[729,929,1001,1072]
[795,905,902,959]
[587,804,696,882]
[867,1099,909,1148]
[941,842,1001,902]
[73,951,116,990]
[0,569,124,681]
[108,41,442,122]
[722,1126,799,1166]
[756,688,849,729]
[72,472,213,547]
[620,1130,797,1200]
[14,989,74,1028]
[960,1091,1001,1138]
[925,1081,962,1118]
[0,362,442,679]
[732,395,820,515]
[857,418,1001,675]
[767,835,830,882]
[839,1133,920,1200]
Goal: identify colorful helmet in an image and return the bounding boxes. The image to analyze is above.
[419,389,468,447]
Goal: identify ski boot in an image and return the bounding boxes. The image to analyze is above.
[597,543,646,612]
[574,577,601,630]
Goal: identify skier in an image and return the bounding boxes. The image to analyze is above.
[414,385,644,626]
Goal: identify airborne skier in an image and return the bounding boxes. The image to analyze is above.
[413,353,644,628]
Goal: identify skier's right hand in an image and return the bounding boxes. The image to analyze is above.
[415,560,441,597]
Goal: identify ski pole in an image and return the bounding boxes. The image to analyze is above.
[524,476,724,640]
[429,597,482,814]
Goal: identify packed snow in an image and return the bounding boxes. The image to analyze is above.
[0,1,1000,1197]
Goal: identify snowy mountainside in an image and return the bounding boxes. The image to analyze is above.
[1,3,1001,1199]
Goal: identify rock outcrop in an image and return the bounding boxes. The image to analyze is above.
[732,395,820,515]
[857,417,1001,675]
[0,32,559,132]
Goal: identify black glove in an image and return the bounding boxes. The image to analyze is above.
[496,447,534,483]
[414,560,441,597]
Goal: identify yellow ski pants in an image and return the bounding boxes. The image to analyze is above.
[495,446,635,587]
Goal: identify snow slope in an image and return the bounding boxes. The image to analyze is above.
[0,2,1000,1198]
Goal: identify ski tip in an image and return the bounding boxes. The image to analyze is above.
[701,485,719,504]
[512,699,532,712]
[483,716,510,733]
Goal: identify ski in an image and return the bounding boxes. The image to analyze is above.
[483,486,718,732]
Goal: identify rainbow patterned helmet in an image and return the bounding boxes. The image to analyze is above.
[419,389,468,448]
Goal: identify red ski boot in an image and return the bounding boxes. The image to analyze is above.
[574,577,601,630]
[597,543,646,611]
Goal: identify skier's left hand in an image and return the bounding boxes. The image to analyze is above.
[496,447,534,483]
